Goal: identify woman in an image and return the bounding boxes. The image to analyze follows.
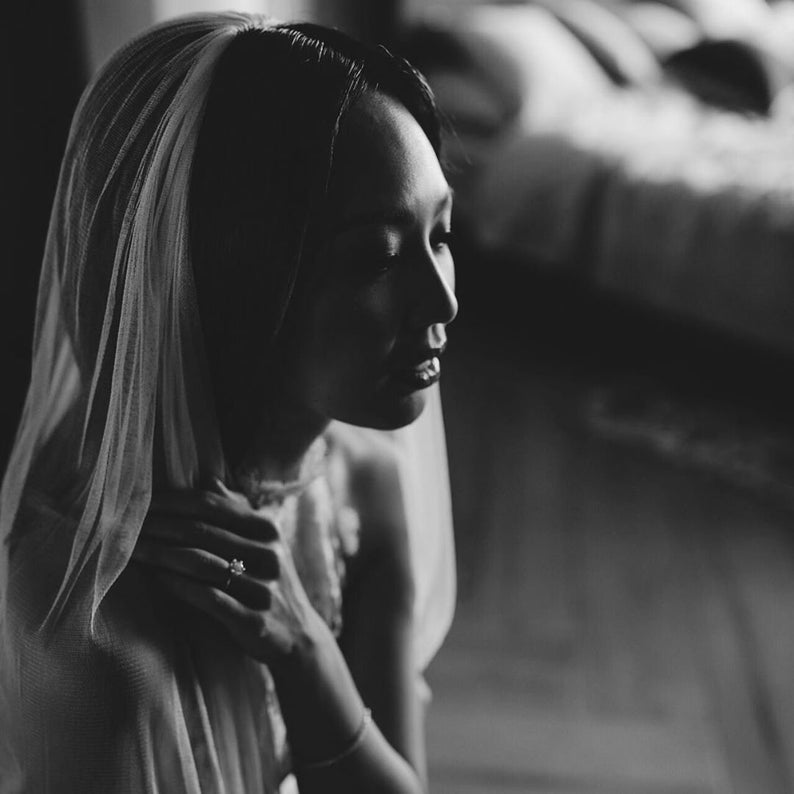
[0,14,457,793]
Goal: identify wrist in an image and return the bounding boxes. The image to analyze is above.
[268,607,334,684]
[268,612,366,766]
[298,706,372,770]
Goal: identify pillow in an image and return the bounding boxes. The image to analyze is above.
[532,0,663,86]
[429,70,513,136]
[403,21,527,134]
[415,5,613,131]
[618,2,702,60]
[655,0,770,39]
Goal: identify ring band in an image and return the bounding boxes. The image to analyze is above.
[224,558,246,590]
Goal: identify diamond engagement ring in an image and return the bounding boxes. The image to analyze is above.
[224,558,246,590]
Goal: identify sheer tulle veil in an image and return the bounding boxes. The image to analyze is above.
[0,12,454,790]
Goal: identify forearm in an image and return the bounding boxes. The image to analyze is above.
[135,485,428,790]
[269,613,425,794]
[297,722,421,793]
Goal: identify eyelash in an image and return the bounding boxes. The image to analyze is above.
[379,230,453,269]
[432,229,455,252]
[370,251,400,274]
[352,228,454,279]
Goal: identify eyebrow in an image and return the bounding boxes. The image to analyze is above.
[332,187,454,235]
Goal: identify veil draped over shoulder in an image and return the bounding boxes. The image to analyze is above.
[0,13,454,793]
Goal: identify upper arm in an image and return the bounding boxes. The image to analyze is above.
[334,433,428,785]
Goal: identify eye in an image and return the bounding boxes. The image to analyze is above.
[367,250,401,275]
[327,227,404,282]
[340,247,402,283]
[432,229,455,253]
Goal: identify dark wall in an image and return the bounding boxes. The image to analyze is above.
[2,0,87,469]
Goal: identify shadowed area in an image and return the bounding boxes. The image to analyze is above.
[429,283,794,793]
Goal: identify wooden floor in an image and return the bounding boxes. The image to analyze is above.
[427,320,794,794]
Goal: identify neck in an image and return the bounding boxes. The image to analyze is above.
[235,393,330,488]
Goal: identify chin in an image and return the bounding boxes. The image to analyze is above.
[343,389,428,431]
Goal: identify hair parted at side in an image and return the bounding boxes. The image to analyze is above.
[189,22,443,465]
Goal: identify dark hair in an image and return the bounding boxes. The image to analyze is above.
[189,23,442,464]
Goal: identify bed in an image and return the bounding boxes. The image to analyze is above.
[405,1,794,352]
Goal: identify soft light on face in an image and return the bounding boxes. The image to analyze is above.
[280,91,458,430]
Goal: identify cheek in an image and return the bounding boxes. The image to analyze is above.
[352,281,404,343]
[323,280,402,355]
[296,281,404,402]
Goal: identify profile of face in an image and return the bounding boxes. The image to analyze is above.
[279,91,458,430]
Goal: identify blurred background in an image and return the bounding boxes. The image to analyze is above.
[6,1,794,792]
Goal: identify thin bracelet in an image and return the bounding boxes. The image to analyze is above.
[301,707,373,771]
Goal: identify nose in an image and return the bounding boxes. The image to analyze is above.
[409,247,458,328]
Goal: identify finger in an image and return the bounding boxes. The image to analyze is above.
[211,478,237,499]
[140,516,280,579]
[150,489,279,541]
[134,542,272,610]
[200,473,226,494]
[155,573,249,627]
[156,573,272,661]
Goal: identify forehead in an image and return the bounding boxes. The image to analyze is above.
[327,92,448,222]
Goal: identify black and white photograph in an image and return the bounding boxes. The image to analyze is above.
[4,1,794,792]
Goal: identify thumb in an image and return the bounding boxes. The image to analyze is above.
[198,470,229,495]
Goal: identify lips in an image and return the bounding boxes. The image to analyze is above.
[390,345,446,391]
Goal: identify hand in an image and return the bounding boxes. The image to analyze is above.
[132,481,327,667]
[134,485,422,791]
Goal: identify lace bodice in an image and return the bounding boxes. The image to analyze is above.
[243,440,362,786]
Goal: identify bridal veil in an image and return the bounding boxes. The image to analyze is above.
[0,13,455,791]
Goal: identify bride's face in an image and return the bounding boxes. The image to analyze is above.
[280,91,458,430]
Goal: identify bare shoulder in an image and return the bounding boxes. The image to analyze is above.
[325,424,413,603]
[326,424,402,523]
